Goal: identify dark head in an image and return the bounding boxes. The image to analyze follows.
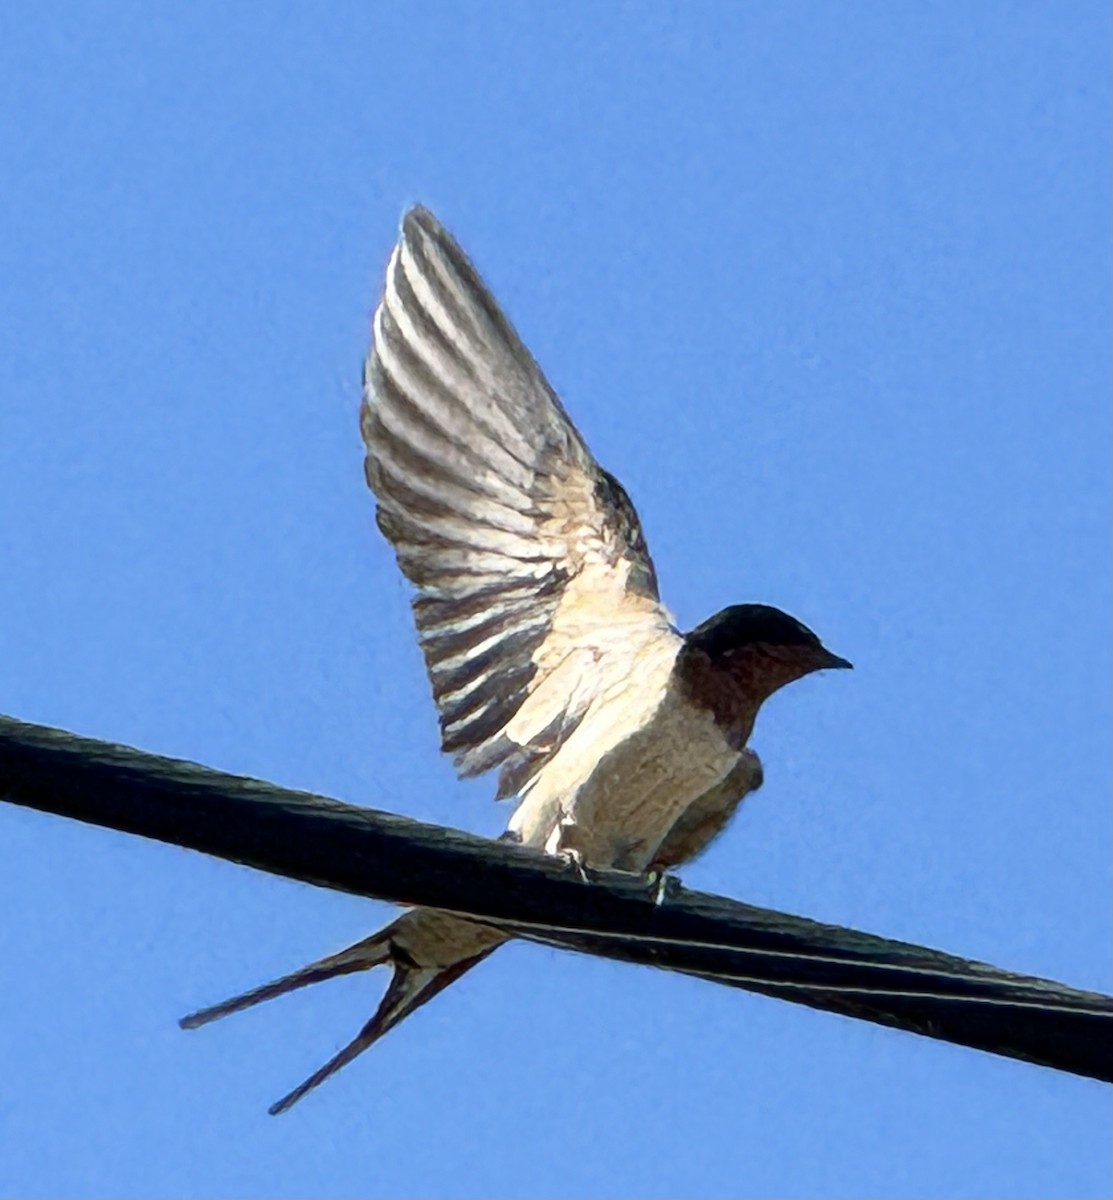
[685,604,850,670]
[679,603,851,735]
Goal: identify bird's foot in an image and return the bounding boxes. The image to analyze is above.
[553,816,599,883]
[643,865,682,906]
[558,845,594,884]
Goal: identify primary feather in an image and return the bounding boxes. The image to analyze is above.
[361,205,668,791]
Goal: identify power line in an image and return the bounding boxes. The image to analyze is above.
[2,712,1110,1084]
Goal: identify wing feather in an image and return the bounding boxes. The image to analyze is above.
[362,205,671,782]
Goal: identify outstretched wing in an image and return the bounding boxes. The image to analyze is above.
[361,206,671,786]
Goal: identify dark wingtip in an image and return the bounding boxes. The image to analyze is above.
[402,203,441,241]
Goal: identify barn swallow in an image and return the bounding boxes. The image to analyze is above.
[181,206,851,1113]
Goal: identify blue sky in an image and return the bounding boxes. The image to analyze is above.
[1,3,1109,1197]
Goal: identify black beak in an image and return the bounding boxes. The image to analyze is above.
[822,650,853,671]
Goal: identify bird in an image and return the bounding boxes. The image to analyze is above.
[180,205,851,1114]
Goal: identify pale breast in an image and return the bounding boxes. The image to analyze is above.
[507,634,741,871]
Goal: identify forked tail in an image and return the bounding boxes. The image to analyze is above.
[180,910,505,1114]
